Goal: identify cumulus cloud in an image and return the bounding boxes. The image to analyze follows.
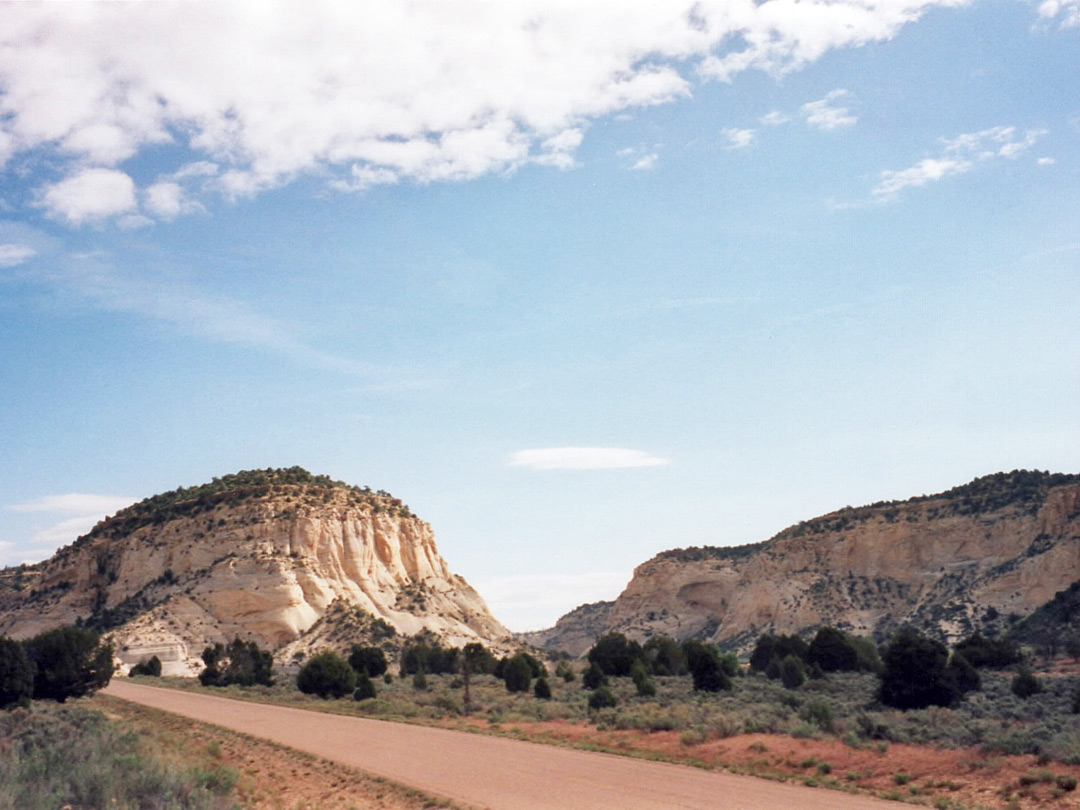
[873,126,1046,199]
[0,242,36,266]
[760,111,790,126]
[1037,0,1080,27]
[37,168,137,224]
[0,1,963,221]
[721,127,755,149]
[801,89,857,130]
[510,447,670,470]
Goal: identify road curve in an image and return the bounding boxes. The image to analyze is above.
[105,681,898,810]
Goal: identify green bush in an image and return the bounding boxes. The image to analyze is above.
[502,653,533,693]
[555,660,576,682]
[534,677,552,699]
[23,626,113,703]
[1011,665,1042,698]
[750,633,808,672]
[198,638,273,687]
[588,686,618,710]
[780,654,807,690]
[582,662,607,689]
[347,645,387,677]
[683,640,732,692]
[644,635,686,676]
[129,656,162,678]
[954,633,1021,669]
[0,636,34,709]
[400,640,457,675]
[412,671,428,691]
[807,627,859,673]
[587,633,644,677]
[296,651,356,698]
[878,627,960,709]
[353,673,377,700]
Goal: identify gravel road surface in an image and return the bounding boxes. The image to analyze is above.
[105,681,899,809]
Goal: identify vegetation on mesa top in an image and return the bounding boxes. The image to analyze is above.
[76,467,415,547]
[657,469,1080,563]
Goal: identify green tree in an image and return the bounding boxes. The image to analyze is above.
[198,638,273,687]
[682,640,731,692]
[779,654,807,689]
[750,633,808,672]
[461,642,492,714]
[588,686,618,710]
[353,672,378,700]
[347,645,388,677]
[129,655,162,677]
[296,651,357,698]
[582,662,607,689]
[502,653,533,693]
[807,627,859,672]
[533,676,552,699]
[0,636,34,709]
[587,633,644,677]
[643,635,686,676]
[23,626,113,703]
[878,627,964,710]
[1011,664,1041,698]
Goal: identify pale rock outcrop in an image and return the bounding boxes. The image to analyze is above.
[0,485,510,674]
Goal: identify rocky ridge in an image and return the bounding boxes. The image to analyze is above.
[0,468,511,674]
[530,471,1080,655]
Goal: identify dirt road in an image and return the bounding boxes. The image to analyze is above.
[105,681,899,809]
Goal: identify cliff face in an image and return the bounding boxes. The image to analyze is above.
[0,471,510,674]
[539,471,1080,654]
[517,600,613,657]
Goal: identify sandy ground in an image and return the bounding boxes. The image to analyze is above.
[105,680,905,809]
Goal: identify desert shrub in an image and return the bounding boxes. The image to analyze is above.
[848,635,883,673]
[878,627,961,709]
[502,653,533,693]
[347,645,387,678]
[750,633,808,672]
[23,626,113,703]
[807,626,859,672]
[198,638,273,687]
[718,651,741,678]
[412,671,428,691]
[644,635,686,676]
[555,660,576,682]
[588,686,618,710]
[296,651,356,698]
[799,698,834,732]
[399,640,457,675]
[533,677,552,699]
[948,652,980,694]
[353,672,377,700]
[587,633,644,677]
[1012,665,1042,699]
[582,662,607,690]
[0,636,34,709]
[461,643,498,675]
[129,655,162,678]
[954,633,1022,669]
[780,654,807,690]
[683,640,731,692]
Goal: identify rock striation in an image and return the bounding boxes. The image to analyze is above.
[531,471,1080,655]
[0,468,511,674]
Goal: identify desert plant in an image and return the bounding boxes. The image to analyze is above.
[587,633,644,677]
[347,645,387,678]
[807,627,860,672]
[683,640,731,692]
[22,626,113,703]
[534,677,552,699]
[644,635,686,676]
[582,662,607,689]
[129,655,162,677]
[296,651,356,698]
[198,638,273,687]
[1011,665,1042,698]
[878,627,960,709]
[780,654,807,689]
[588,686,618,710]
[0,636,33,709]
[502,653,533,693]
[353,672,377,700]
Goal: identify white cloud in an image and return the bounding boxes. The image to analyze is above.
[874,126,1046,199]
[0,243,36,267]
[873,157,973,197]
[0,1,961,221]
[630,153,659,170]
[476,571,631,631]
[1038,0,1080,27]
[37,168,137,224]
[1037,156,1056,166]
[721,127,755,149]
[760,111,790,126]
[510,447,670,470]
[801,89,857,130]
[10,493,136,514]
[144,181,203,220]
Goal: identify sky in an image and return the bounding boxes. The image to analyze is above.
[1,1,1078,632]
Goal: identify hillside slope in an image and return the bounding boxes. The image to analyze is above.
[533,471,1080,654]
[0,468,510,673]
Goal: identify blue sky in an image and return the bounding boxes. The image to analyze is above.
[1,1,1078,630]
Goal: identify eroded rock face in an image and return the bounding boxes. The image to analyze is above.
[535,472,1080,655]
[0,485,510,674]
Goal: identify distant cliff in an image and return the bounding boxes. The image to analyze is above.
[0,468,511,674]
[530,471,1080,654]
